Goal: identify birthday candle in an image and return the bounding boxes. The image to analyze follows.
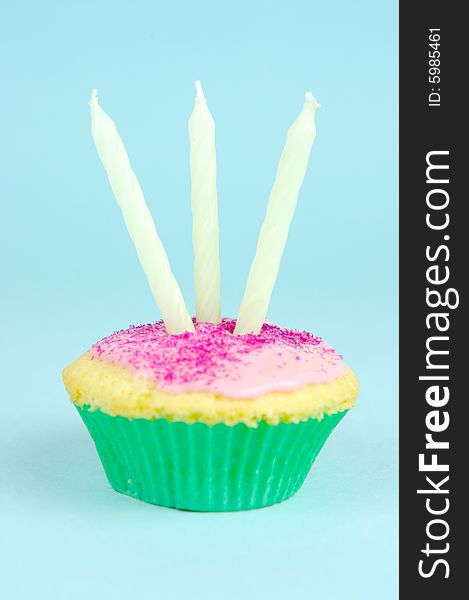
[188,81,221,323]
[89,90,194,335]
[234,92,320,335]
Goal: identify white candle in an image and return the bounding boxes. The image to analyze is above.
[89,90,194,334]
[234,92,320,335]
[188,81,221,323]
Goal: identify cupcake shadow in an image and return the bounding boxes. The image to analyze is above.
[3,426,124,511]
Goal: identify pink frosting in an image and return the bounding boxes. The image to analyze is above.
[90,319,347,398]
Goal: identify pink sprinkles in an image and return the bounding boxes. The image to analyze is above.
[90,318,347,398]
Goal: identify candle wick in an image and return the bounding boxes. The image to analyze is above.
[304,91,320,108]
[90,89,99,106]
[195,80,205,100]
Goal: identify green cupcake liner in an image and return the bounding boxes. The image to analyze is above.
[77,406,347,511]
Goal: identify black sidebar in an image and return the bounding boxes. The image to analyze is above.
[400,2,465,597]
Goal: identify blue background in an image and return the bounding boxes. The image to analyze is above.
[1,1,397,598]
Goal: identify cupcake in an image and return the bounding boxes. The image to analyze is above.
[66,86,359,510]
[63,319,358,511]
